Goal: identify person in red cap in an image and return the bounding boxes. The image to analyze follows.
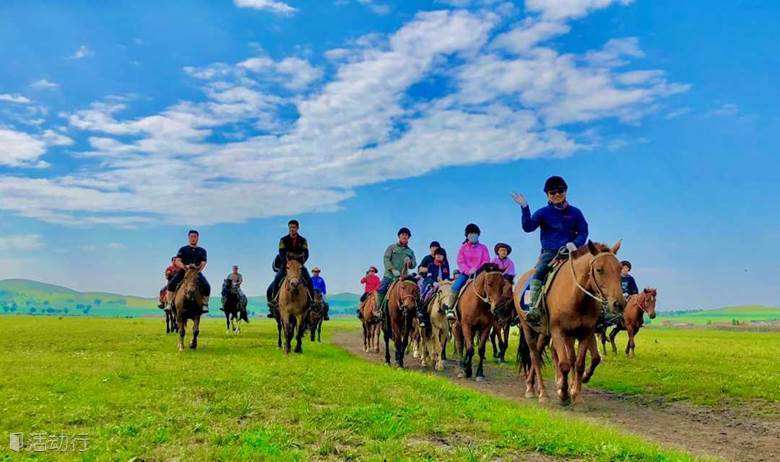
[357,266,381,319]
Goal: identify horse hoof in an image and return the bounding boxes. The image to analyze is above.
[190,344,197,350]
[538,395,548,404]
[475,376,485,383]
[456,372,464,379]
[582,375,592,384]
[525,390,535,399]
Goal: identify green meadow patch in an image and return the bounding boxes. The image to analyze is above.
[0,316,699,461]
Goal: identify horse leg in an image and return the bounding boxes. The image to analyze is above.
[551,331,572,403]
[383,322,392,365]
[190,316,200,349]
[373,324,381,352]
[283,316,292,354]
[476,327,490,381]
[599,330,608,356]
[177,318,186,352]
[225,311,231,335]
[609,326,620,354]
[570,337,591,405]
[583,334,601,384]
[490,328,499,359]
[276,319,282,349]
[459,325,475,379]
[499,324,510,362]
[294,317,304,354]
[627,327,636,357]
[310,320,316,342]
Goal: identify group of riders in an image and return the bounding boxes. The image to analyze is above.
[157,175,640,326]
[158,220,331,321]
[357,175,641,328]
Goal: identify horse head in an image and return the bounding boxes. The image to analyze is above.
[583,240,626,314]
[183,265,201,302]
[477,270,508,312]
[640,288,657,319]
[397,280,419,313]
[436,280,455,314]
[286,259,303,291]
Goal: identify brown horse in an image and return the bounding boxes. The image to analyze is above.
[603,288,657,356]
[453,268,511,380]
[514,241,625,404]
[172,265,206,352]
[489,282,517,363]
[277,259,311,354]
[307,291,325,342]
[360,293,382,353]
[383,278,420,367]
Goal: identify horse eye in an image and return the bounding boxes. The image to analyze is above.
[596,268,604,274]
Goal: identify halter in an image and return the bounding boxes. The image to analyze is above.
[568,251,617,310]
[471,271,501,305]
[395,279,419,310]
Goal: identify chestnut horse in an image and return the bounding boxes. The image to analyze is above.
[382,278,420,368]
[360,293,382,353]
[172,265,206,352]
[453,268,511,380]
[603,288,657,356]
[418,280,453,371]
[514,241,625,404]
[277,259,311,354]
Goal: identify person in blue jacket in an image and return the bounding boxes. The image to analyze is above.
[311,267,330,320]
[512,176,588,324]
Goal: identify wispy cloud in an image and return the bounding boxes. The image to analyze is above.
[234,0,297,15]
[0,94,31,104]
[708,103,739,117]
[0,128,72,167]
[30,79,58,90]
[68,44,94,60]
[0,234,43,251]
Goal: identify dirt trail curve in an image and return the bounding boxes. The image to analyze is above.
[333,332,779,462]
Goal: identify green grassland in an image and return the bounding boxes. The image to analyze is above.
[0,317,699,461]
[658,305,780,325]
[0,279,360,318]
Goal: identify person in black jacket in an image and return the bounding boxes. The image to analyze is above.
[165,230,211,313]
[266,219,313,318]
[620,260,639,299]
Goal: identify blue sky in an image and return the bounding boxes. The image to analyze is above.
[0,0,778,309]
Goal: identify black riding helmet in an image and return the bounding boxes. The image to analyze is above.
[464,223,481,236]
[621,260,632,271]
[544,176,568,193]
[397,227,411,237]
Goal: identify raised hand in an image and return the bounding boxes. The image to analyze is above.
[511,192,528,208]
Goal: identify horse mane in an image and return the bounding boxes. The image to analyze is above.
[480,262,502,273]
[571,241,611,259]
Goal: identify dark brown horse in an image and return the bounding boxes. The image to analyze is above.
[489,282,517,363]
[307,291,325,342]
[172,264,206,352]
[453,268,511,380]
[515,241,625,404]
[383,279,420,367]
[360,293,382,353]
[222,278,248,335]
[601,288,657,356]
[165,309,178,334]
[277,259,310,354]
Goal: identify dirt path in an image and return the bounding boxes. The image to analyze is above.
[333,332,779,462]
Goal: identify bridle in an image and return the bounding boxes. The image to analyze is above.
[568,250,618,310]
[471,271,501,305]
[395,280,418,312]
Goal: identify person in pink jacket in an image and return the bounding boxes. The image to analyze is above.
[452,223,490,295]
[492,243,516,283]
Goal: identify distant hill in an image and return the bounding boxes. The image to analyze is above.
[659,305,780,325]
[0,279,360,318]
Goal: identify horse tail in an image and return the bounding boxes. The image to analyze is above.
[240,309,249,323]
[516,327,533,374]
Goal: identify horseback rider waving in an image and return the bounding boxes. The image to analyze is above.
[266,219,314,318]
[377,227,418,321]
[164,229,212,313]
[512,176,588,324]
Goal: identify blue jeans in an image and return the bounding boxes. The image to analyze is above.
[451,273,469,293]
[532,250,558,283]
[167,270,211,296]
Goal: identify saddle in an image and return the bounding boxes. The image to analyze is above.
[519,256,568,336]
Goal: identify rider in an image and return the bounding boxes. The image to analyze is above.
[221,265,244,312]
[164,229,211,313]
[418,241,441,277]
[266,219,313,318]
[311,267,330,321]
[377,227,417,321]
[452,223,490,295]
[620,260,639,299]
[512,176,588,324]
[421,247,450,305]
[357,266,381,319]
[492,243,516,283]
[159,257,178,309]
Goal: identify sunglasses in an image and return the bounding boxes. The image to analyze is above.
[548,188,567,196]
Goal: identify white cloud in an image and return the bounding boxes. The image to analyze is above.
[525,0,633,20]
[0,6,686,227]
[708,103,739,117]
[0,234,43,251]
[30,79,58,90]
[0,128,72,167]
[0,94,31,104]
[234,0,297,15]
[107,242,126,249]
[69,45,94,60]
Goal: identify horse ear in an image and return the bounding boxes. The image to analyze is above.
[611,239,622,255]
[587,240,598,255]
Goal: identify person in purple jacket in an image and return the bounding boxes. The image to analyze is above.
[492,243,516,283]
[512,176,588,325]
[451,224,491,316]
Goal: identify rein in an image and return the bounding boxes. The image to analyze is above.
[568,251,615,309]
[471,272,499,305]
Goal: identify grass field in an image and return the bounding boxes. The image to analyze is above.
[658,305,780,326]
[0,316,701,461]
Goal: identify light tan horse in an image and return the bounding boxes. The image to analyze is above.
[419,280,453,371]
[453,267,511,380]
[514,241,625,404]
[172,265,205,352]
[360,293,382,353]
[277,259,311,354]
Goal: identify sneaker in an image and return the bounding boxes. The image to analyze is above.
[445,309,455,320]
[157,302,165,309]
